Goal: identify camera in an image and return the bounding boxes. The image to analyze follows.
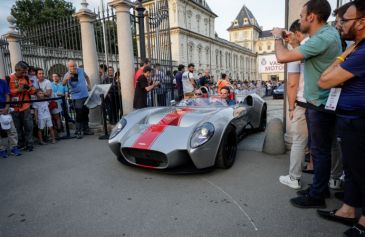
[282,31,290,39]
[23,84,30,90]
[70,73,79,82]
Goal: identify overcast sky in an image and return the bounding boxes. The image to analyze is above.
[0,0,338,39]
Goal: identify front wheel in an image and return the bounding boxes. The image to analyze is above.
[215,125,237,169]
[117,153,132,166]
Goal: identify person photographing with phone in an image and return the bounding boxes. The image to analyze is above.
[62,60,93,139]
[133,66,160,109]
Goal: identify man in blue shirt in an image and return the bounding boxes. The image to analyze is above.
[62,60,93,139]
[317,1,365,236]
[273,0,342,208]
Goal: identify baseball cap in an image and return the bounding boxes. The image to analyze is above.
[0,114,13,130]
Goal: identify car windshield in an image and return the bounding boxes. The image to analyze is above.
[177,97,229,107]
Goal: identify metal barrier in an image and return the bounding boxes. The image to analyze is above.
[4,96,74,140]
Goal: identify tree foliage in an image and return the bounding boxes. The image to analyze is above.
[11,0,75,31]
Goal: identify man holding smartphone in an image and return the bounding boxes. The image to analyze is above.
[62,60,93,139]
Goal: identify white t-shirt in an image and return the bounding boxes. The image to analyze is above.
[38,79,52,94]
[182,71,195,93]
[33,101,51,120]
[287,38,308,103]
[287,61,305,103]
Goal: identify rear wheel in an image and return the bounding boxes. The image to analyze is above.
[215,125,237,169]
[259,105,267,131]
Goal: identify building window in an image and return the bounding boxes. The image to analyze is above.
[220,51,223,68]
[187,10,192,30]
[206,47,210,66]
[215,50,219,67]
[188,43,194,63]
[244,18,248,24]
[204,18,208,35]
[267,45,271,51]
[196,14,201,33]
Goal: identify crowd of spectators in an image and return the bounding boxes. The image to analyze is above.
[273,0,365,236]
[0,59,94,158]
[132,59,267,110]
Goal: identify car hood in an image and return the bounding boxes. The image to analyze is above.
[119,106,230,151]
[143,107,226,127]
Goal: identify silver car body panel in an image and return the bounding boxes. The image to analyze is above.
[109,94,266,169]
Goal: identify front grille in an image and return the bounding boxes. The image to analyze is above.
[121,148,168,168]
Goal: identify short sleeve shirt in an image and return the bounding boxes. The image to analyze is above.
[175,71,184,95]
[338,43,365,111]
[38,79,52,94]
[51,82,68,97]
[287,60,306,103]
[182,72,195,93]
[133,75,149,109]
[299,25,342,106]
[64,68,89,100]
[33,101,51,119]
[0,79,9,109]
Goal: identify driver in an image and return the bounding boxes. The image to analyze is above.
[220,86,236,106]
[192,89,209,106]
[193,89,203,98]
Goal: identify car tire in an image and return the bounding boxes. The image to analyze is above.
[117,153,132,166]
[215,125,237,169]
[259,105,267,132]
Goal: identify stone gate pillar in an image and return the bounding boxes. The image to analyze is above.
[4,16,22,73]
[0,47,6,78]
[75,1,100,124]
[109,0,135,115]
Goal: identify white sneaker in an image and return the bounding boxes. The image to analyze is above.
[279,175,301,189]
[329,178,342,190]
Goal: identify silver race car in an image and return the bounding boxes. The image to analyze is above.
[108,94,267,170]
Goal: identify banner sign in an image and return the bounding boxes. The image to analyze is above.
[258,54,284,73]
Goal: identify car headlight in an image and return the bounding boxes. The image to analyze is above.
[190,122,215,148]
[109,118,127,139]
[273,90,278,93]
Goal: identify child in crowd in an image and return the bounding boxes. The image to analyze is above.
[0,112,22,158]
[33,90,56,144]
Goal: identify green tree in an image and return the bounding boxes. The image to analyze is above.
[11,0,75,31]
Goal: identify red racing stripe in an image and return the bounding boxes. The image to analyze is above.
[132,108,193,149]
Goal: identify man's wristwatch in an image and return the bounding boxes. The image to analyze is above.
[274,35,283,40]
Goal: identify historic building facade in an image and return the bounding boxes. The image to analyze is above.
[228,5,284,81]
[143,0,257,82]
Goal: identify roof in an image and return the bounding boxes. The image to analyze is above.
[142,0,217,17]
[215,35,254,54]
[227,4,260,31]
[259,30,272,38]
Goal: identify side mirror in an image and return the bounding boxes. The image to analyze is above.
[170,100,176,106]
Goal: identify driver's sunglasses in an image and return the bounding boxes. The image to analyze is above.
[340,17,365,25]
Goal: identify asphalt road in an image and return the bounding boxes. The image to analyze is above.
[0,97,347,237]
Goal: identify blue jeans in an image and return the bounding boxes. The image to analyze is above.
[307,107,336,198]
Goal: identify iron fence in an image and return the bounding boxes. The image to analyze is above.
[0,36,12,77]
[18,16,83,78]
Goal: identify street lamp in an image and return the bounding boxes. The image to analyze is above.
[136,0,146,61]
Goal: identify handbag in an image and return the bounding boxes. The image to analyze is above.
[49,100,58,110]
